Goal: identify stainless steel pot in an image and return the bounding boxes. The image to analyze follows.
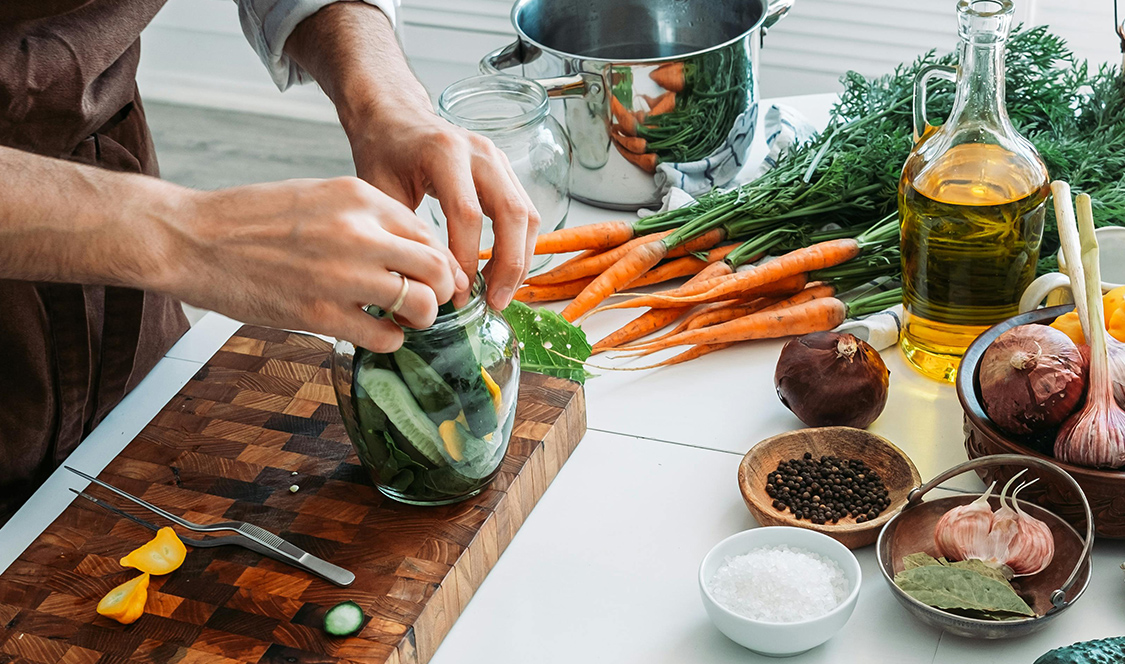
[481,0,795,210]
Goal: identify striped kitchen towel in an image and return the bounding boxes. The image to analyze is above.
[651,102,818,199]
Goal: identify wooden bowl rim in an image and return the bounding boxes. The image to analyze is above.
[956,304,1125,482]
[738,426,923,537]
[875,492,1091,627]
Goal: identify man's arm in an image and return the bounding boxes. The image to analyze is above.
[0,145,464,351]
[283,3,540,310]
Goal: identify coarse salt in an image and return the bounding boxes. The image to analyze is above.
[708,545,849,622]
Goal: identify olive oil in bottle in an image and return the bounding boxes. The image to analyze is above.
[900,144,1048,381]
[898,0,1049,382]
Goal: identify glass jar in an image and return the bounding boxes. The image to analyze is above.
[899,0,1049,383]
[430,74,571,273]
[331,278,520,505]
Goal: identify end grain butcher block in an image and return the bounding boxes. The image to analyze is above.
[0,326,585,664]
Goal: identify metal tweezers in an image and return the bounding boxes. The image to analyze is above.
[65,466,354,587]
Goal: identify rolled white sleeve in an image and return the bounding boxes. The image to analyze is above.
[237,0,400,91]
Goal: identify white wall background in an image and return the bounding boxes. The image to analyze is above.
[135,0,1123,123]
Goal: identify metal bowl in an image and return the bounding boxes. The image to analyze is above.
[876,455,1093,639]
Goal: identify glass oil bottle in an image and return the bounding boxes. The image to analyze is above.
[899,0,1049,382]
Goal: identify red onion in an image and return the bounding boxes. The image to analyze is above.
[774,331,889,429]
[978,324,1086,436]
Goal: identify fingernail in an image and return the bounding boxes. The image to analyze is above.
[492,287,513,309]
[455,267,470,291]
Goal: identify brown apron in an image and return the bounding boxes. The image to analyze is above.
[0,0,189,523]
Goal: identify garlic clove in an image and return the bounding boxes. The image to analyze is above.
[934,482,997,562]
[1004,480,1056,577]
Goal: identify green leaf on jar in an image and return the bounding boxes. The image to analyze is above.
[502,300,592,384]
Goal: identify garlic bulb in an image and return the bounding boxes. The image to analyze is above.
[933,471,1055,577]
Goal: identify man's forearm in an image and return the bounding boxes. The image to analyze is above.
[0,145,185,289]
[284,2,431,140]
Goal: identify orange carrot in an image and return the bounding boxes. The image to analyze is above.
[515,277,596,303]
[611,128,648,155]
[635,342,736,369]
[562,240,670,321]
[625,243,737,289]
[618,297,849,353]
[650,62,686,92]
[590,261,734,354]
[479,220,638,260]
[648,91,676,116]
[610,96,637,136]
[524,230,675,286]
[615,238,862,309]
[617,145,658,172]
[617,275,811,351]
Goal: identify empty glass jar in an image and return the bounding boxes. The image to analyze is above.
[430,74,571,273]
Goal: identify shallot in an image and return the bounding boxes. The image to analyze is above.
[978,324,1086,436]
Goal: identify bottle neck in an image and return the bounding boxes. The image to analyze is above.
[946,38,1010,130]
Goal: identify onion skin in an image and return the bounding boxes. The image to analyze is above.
[774,331,889,429]
[979,324,1087,436]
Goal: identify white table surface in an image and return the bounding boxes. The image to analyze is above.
[2,94,1123,663]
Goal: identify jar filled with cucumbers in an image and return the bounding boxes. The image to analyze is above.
[331,277,519,505]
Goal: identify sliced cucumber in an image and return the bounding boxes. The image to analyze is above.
[394,346,463,425]
[355,366,448,466]
[323,600,365,637]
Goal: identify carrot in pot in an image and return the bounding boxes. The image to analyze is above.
[648,91,676,116]
[650,62,686,92]
[610,95,638,136]
[611,128,648,155]
[590,260,735,354]
[515,277,596,303]
[617,145,658,173]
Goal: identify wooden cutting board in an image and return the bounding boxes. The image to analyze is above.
[0,325,586,664]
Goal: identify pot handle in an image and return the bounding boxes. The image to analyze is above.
[904,453,1093,613]
[479,41,594,99]
[763,0,795,32]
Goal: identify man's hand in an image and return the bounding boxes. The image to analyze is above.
[0,145,467,352]
[285,2,540,310]
[164,177,468,351]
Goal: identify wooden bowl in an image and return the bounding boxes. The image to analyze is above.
[877,455,1093,639]
[738,427,922,549]
[957,304,1125,538]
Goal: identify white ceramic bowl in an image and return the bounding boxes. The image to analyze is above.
[698,526,862,657]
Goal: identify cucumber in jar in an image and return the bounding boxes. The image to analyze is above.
[409,323,497,439]
[354,366,449,466]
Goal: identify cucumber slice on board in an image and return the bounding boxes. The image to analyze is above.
[354,366,448,466]
[323,601,365,637]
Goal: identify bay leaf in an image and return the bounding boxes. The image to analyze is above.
[899,553,1010,583]
[894,565,1035,619]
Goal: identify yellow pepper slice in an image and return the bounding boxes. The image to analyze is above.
[1109,307,1125,343]
[97,573,149,625]
[1050,311,1085,346]
[439,420,465,461]
[480,367,502,413]
[120,527,186,575]
[1104,285,1125,322]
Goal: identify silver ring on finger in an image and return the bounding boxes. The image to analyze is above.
[386,272,410,316]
